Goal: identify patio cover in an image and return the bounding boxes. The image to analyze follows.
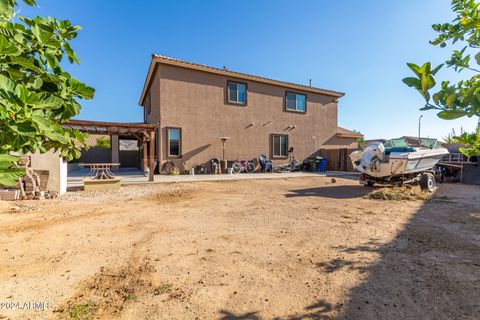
[63,119,158,181]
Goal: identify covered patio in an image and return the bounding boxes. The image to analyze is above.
[64,119,158,181]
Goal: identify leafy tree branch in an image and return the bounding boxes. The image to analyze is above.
[403,0,480,156]
[0,0,94,185]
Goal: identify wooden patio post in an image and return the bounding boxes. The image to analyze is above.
[111,134,120,171]
[142,135,147,171]
[149,130,155,181]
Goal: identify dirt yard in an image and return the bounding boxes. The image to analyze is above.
[0,176,479,320]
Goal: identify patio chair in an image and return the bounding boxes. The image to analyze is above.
[259,154,273,173]
[210,158,221,174]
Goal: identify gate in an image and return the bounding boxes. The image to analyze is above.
[319,148,359,172]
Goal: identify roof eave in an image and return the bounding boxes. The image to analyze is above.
[336,133,363,139]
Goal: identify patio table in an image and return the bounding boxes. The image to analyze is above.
[80,163,121,180]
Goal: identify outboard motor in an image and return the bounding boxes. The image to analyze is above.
[351,142,385,174]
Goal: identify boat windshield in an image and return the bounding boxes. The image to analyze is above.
[420,138,440,149]
[384,138,409,148]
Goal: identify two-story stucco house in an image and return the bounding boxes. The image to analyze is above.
[139,55,361,171]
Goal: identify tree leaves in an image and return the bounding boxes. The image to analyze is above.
[446,92,458,107]
[402,77,421,88]
[0,0,95,179]
[0,152,23,187]
[0,154,19,168]
[22,0,37,6]
[431,64,444,75]
[404,62,438,100]
[9,121,36,135]
[404,0,480,128]
[455,129,480,156]
[8,56,43,73]
[0,73,16,92]
[419,105,439,111]
[0,167,25,186]
[437,110,468,119]
[30,95,64,109]
[0,1,15,19]
[403,0,480,157]
[0,34,19,55]
[70,78,94,99]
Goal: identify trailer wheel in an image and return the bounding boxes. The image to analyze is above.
[420,173,435,192]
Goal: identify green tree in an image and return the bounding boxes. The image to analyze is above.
[95,136,111,149]
[443,127,466,143]
[0,0,94,186]
[454,129,480,156]
[357,137,365,148]
[403,0,480,155]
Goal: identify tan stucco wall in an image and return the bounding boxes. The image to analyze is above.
[144,67,161,125]
[29,150,67,194]
[144,64,344,170]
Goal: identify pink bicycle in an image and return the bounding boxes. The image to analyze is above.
[232,158,255,173]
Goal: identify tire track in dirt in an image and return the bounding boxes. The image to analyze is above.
[49,187,201,319]
[53,226,169,320]
[0,186,205,234]
[0,219,170,277]
[0,205,119,234]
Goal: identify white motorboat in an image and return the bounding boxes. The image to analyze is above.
[350,137,449,191]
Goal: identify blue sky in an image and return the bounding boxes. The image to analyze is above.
[20,0,479,139]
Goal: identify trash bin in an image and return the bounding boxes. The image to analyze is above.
[314,156,322,172]
[308,159,316,172]
[318,158,327,172]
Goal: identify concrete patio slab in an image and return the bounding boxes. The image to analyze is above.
[68,167,359,189]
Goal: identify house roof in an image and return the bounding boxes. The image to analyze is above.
[336,127,363,138]
[138,55,345,106]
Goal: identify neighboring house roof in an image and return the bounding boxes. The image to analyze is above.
[139,54,345,106]
[336,127,363,138]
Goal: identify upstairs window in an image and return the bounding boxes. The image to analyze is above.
[167,127,182,157]
[285,92,306,113]
[272,134,288,158]
[227,81,247,105]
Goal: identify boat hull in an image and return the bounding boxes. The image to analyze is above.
[350,146,449,178]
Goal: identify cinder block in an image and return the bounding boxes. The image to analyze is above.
[0,190,21,201]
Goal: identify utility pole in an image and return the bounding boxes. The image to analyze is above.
[418,115,423,141]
